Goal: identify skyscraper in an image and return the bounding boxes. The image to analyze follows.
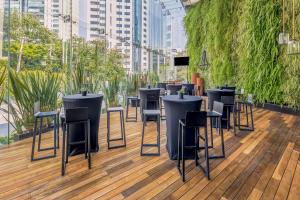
[78,0,106,41]
[106,0,133,72]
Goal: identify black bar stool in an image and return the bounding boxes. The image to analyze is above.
[177,111,210,182]
[107,107,126,149]
[61,107,91,176]
[236,94,254,131]
[141,110,160,156]
[31,101,59,161]
[221,95,236,135]
[207,101,225,159]
[126,96,138,122]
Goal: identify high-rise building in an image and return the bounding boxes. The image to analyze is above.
[127,0,165,73]
[106,0,133,72]
[78,0,106,41]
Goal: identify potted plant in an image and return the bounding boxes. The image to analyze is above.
[178,88,185,99]
[81,86,88,96]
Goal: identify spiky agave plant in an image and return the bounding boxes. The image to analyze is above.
[5,69,61,133]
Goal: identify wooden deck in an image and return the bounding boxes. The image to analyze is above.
[0,107,299,200]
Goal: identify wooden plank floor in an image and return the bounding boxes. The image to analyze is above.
[0,107,299,200]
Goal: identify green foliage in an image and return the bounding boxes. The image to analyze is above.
[5,69,60,133]
[101,49,126,108]
[0,59,7,105]
[185,0,300,108]
[7,11,62,71]
[147,71,159,87]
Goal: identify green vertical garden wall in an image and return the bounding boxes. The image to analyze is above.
[185,0,300,108]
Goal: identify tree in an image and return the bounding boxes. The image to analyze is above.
[7,11,62,71]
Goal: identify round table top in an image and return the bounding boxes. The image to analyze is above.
[139,88,161,92]
[162,95,202,103]
[63,93,103,100]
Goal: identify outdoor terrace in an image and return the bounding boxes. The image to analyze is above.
[0,107,299,200]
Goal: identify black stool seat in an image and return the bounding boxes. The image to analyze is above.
[107,107,123,112]
[141,109,160,156]
[143,110,160,116]
[107,107,126,149]
[31,101,59,162]
[207,111,222,118]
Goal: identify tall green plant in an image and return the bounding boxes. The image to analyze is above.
[5,70,60,133]
[0,59,6,105]
[185,0,300,108]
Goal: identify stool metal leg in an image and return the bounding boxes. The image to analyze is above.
[61,123,66,176]
[38,117,43,151]
[57,114,60,149]
[121,110,126,147]
[250,104,254,131]
[233,107,236,135]
[204,126,210,180]
[88,120,91,169]
[31,117,38,161]
[141,115,146,156]
[66,124,69,164]
[181,126,185,182]
[246,105,249,127]
[157,115,160,155]
[54,115,57,155]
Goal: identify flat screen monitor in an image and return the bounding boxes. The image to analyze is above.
[174,57,189,66]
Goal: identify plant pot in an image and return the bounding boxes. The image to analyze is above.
[178,92,184,99]
[196,77,205,96]
[81,91,87,96]
[191,73,199,85]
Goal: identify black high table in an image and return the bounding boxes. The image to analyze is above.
[139,88,161,120]
[207,89,235,128]
[162,95,202,160]
[63,94,103,155]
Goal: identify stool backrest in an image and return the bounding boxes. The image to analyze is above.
[221,96,234,106]
[34,101,40,114]
[166,84,182,95]
[185,111,207,128]
[65,107,88,123]
[146,92,160,103]
[213,101,224,115]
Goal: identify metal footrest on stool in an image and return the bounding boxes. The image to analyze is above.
[107,107,126,149]
[141,110,160,156]
[126,96,138,122]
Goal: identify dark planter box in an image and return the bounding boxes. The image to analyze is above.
[14,125,55,141]
[130,98,140,107]
[256,103,300,116]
